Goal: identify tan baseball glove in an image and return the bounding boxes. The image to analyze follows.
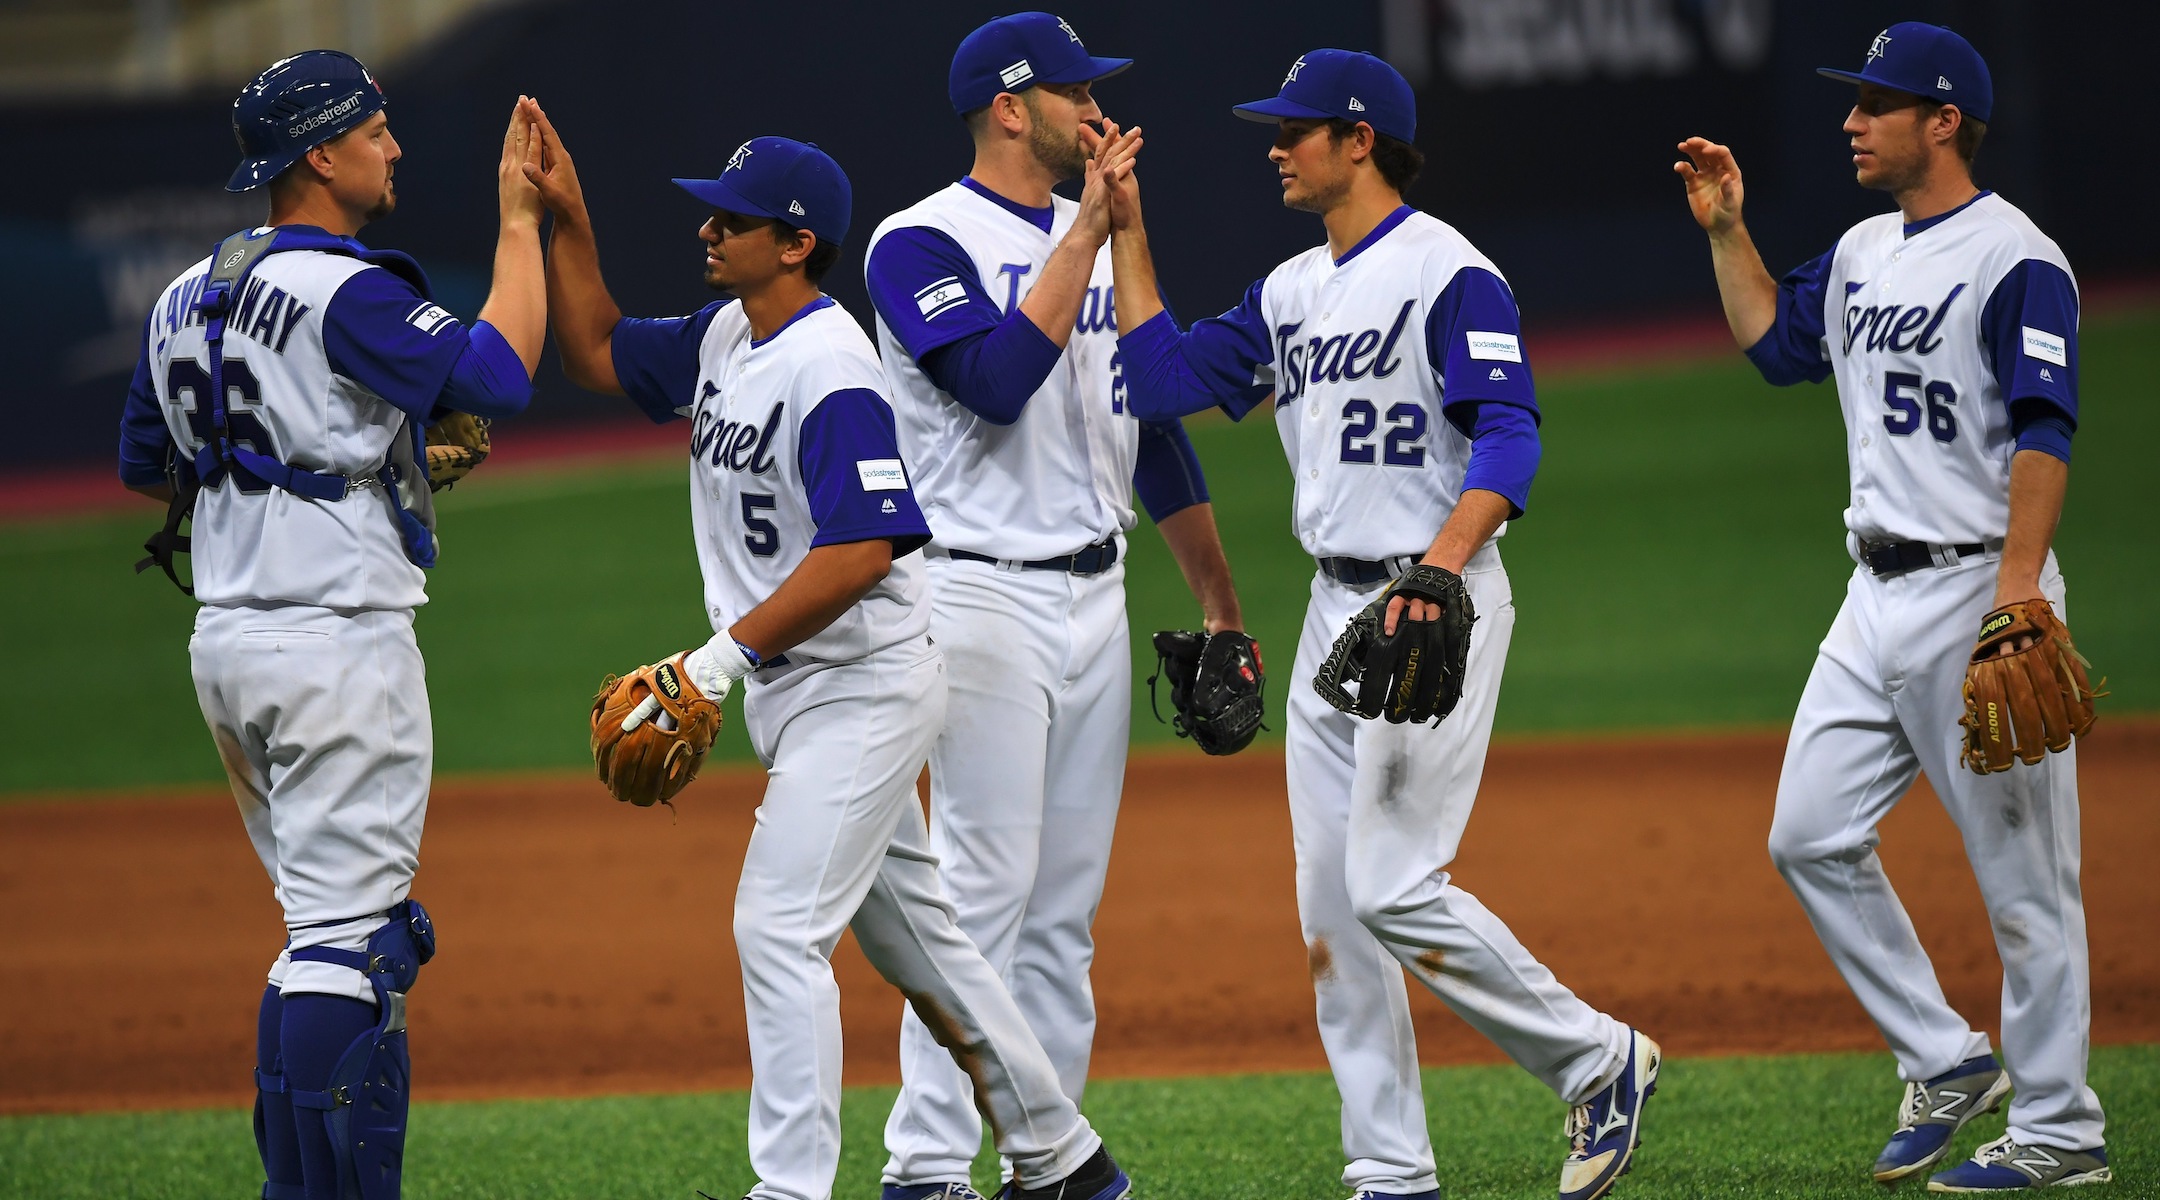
[425,412,492,491]
[1958,598,2106,774]
[590,655,723,806]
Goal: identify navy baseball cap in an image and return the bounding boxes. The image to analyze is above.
[1818,23,1993,124]
[1234,49,1416,144]
[227,50,387,191]
[674,137,853,246]
[949,12,1131,116]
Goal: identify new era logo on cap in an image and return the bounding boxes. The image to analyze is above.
[1347,97,1365,111]
[788,199,806,216]
[1938,75,1953,90]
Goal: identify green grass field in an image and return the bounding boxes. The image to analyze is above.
[2,310,2153,793]
[4,1047,2153,1198]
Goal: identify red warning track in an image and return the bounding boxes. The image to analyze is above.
[3,722,2155,1114]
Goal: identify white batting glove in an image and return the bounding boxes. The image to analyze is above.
[683,635,757,704]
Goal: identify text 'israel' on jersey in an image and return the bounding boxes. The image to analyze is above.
[120,237,476,609]
[862,180,1135,561]
[610,295,933,665]
[1124,207,1541,562]
[1745,192,2079,547]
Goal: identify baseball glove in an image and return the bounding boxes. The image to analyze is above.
[590,655,723,807]
[1148,630,1266,755]
[1313,564,1476,725]
[1958,598,2106,774]
[425,412,491,491]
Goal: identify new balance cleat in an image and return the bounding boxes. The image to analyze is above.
[1928,1136,2111,1191]
[1560,1028,1661,1200]
[996,1147,1131,1200]
[1874,1054,2013,1182]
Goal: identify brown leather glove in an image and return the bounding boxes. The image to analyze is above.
[1958,598,2105,773]
[425,412,492,491]
[590,655,723,806]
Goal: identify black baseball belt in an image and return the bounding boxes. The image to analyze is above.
[1859,538,2004,577]
[941,537,1120,576]
[1315,554,1419,585]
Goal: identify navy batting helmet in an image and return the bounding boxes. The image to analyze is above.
[227,50,386,192]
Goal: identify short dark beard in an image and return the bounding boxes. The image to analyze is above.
[1022,91,1088,181]
[364,184,396,222]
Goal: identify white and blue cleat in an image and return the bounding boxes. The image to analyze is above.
[1559,1028,1661,1200]
[1873,1053,2013,1182]
[1928,1135,2112,1192]
[1345,1191,1439,1199]
[993,1147,1131,1200]
[884,1186,990,1200]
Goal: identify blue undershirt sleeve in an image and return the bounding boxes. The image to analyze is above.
[610,300,729,424]
[322,267,473,421]
[1981,259,2079,444]
[798,387,934,555]
[866,226,1061,425]
[1117,278,1275,422]
[2010,399,2074,465]
[434,320,533,419]
[1452,402,1543,517]
[1743,245,1837,386]
[1131,418,1209,523]
[1428,267,1542,517]
[118,314,173,487]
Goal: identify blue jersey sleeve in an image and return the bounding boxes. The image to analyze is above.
[1453,402,1543,517]
[798,388,934,555]
[1427,267,1538,415]
[1131,418,1209,523]
[865,226,1004,360]
[118,314,173,487]
[321,267,474,421]
[611,300,729,424]
[1117,278,1275,422]
[434,320,533,419]
[1744,245,1836,386]
[1981,259,2079,430]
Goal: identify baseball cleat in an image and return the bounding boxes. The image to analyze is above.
[885,1186,989,1200]
[1345,1191,1439,1199]
[1873,1054,2013,1182]
[1559,1028,1661,1200]
[1927,1136,2111,1191]
[994,1146,1131,1200]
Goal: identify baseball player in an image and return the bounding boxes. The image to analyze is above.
[522,104,1134,1200]
[117,53,545,1200]
[1101,49,1660,1200]
[1677,22,2108,1191]
[862,15,1245,1197]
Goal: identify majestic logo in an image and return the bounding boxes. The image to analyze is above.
[726,142,752,174]
[2039,367,2055,382]
[1347,97,1366,111]
[1844,283,1965,356]
[787,199,806,216]
[1867,30,1893,62]
[1057,17,1080,43]
[1488,367,1508,380]
[881,499,897,514]
[1284,56,1307,84]
[1274,299,1416,403]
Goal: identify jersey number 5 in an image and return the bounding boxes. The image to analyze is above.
[1882,372,1958,443]
[167,359,274,493]
[741,493,780,557]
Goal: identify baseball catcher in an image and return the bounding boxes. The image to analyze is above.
[1959,598,2105,774]
[1313,564,1476,725]
[589,654,726,807]
[1149,629,1266,755]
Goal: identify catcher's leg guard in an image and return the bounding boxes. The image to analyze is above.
[255,984,307,1200]
[287,901,437,1200]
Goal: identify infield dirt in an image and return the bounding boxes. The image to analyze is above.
[5,723,2155,1115]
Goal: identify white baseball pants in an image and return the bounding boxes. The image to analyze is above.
[1286,551,1629,1196]
[736,642,1101,1200]
[1769,551,2103,1151]
[190,602,428,1002]
[883,555,1131,1187]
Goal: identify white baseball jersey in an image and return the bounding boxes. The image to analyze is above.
[1747,191,2080,545]
[122,233,474,610]
[863,180,1133,559]
[610,296,933,664]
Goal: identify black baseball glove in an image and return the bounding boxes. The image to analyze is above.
[1148,630,1266,755]
[1312,564,1476,725]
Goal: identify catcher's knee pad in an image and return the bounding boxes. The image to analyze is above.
[288,901,436,1200]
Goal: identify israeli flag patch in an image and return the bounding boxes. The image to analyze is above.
[2021,326,2067,366]
[1465,331,1522,363]
[916,277,969,319]
[405,302,458,336]
[856,459,907,491]
[1000,58,1033,88]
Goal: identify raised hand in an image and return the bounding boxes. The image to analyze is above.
[1674,136,1745,235]
[519,96,589,226]
[499,96,545,226]
[1074,119,1142,244]
[1096,122,1144,233]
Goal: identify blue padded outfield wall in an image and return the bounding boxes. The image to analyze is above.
[3,0,2148,466]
